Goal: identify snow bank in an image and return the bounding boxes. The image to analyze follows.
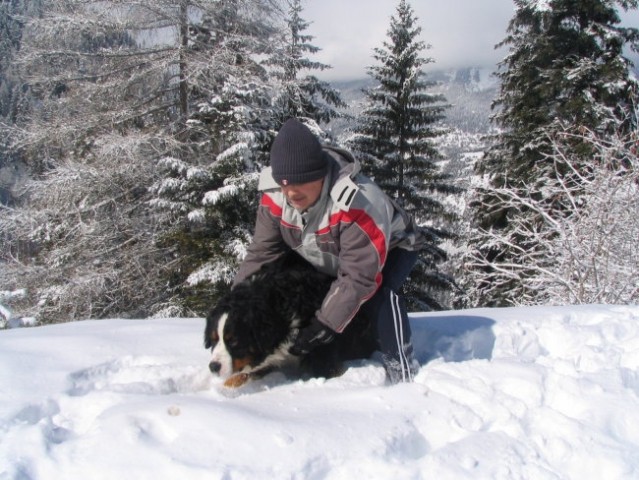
[1,305,638,479]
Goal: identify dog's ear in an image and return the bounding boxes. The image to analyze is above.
[204,326,213,349]
[251,309,290,354]
[204,311,220,349]
[251,322,281,352]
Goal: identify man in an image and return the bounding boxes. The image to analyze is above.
[233,118,425,383]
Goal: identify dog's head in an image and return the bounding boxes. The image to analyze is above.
[204,280,293,379]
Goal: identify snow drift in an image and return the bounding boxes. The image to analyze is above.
[1,304,638,479]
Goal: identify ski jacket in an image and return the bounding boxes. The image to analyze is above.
[233,147,426,333]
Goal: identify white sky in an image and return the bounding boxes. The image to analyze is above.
[303,0,639,81]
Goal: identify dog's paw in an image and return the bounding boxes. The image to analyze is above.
[223,373,251,388]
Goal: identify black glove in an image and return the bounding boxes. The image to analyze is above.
[290,317,336,356]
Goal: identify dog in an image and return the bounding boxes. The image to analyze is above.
[204,252,376,387]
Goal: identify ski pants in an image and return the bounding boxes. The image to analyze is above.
[359,247,419,382]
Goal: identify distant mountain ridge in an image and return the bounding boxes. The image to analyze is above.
[328,67,499,177]
[330,66,498,137]
[331,64,639,137]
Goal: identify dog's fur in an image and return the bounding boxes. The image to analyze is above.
[204,253,376,386]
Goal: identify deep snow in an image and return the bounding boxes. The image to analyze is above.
[1,304,639,479]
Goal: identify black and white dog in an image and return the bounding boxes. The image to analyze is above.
[204,253,376,387]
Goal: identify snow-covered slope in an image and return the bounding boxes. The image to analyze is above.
[1,304,638,479]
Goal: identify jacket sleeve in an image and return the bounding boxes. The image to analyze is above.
[315,206,391,333]
[232,192,288,287]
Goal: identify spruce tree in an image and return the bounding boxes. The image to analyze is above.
[150,81,275,313]
[347,0,458,311]
[265,0,346,125]
[149,1,280,314]
[467,0,639,306]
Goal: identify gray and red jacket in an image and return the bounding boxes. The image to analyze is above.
[233,147,425,333]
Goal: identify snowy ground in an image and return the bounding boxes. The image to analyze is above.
[1,304,639,480]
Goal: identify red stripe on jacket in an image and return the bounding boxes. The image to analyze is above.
[261,193,300,230]
[319,209,388,267]
[262,193,387,268]
[260,193,282,217]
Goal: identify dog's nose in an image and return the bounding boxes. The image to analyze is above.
[209,361,222,374]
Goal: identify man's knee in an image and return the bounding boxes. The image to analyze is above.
[360,287,409,338]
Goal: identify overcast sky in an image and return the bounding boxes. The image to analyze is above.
[303,0,639,81]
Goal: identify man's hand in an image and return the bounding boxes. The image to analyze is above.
[290,317,336,356]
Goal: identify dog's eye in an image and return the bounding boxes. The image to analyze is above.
[225,337,250,356]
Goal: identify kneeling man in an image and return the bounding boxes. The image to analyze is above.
[234,119,425,383]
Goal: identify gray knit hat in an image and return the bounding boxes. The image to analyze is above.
[270,119,328,185]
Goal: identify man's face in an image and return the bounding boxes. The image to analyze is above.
[280,178,324,212]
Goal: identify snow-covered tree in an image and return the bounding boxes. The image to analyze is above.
[347,0,459,311]
[149,0,351,313]
[467,121,638,305]
[265,0,346,125]
[0,0,42,206]
[0,0,279,322]
[150,81,274,313]
[1,133,178,322]
[467,0,639,306]
[0,0,25,124]
[6,0,279,152]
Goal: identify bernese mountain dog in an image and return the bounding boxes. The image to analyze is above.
[204,252,376,388]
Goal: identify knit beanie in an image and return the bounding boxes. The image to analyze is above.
[270,119,328,185]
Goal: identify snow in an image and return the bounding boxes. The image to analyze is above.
[1,304,639,479]
[531,0,552,13]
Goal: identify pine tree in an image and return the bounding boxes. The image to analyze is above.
[466,0,639,306]
[347,0,459,311]
[265,0,346,125]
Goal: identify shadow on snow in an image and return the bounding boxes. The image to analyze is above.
[410,314,496,365]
